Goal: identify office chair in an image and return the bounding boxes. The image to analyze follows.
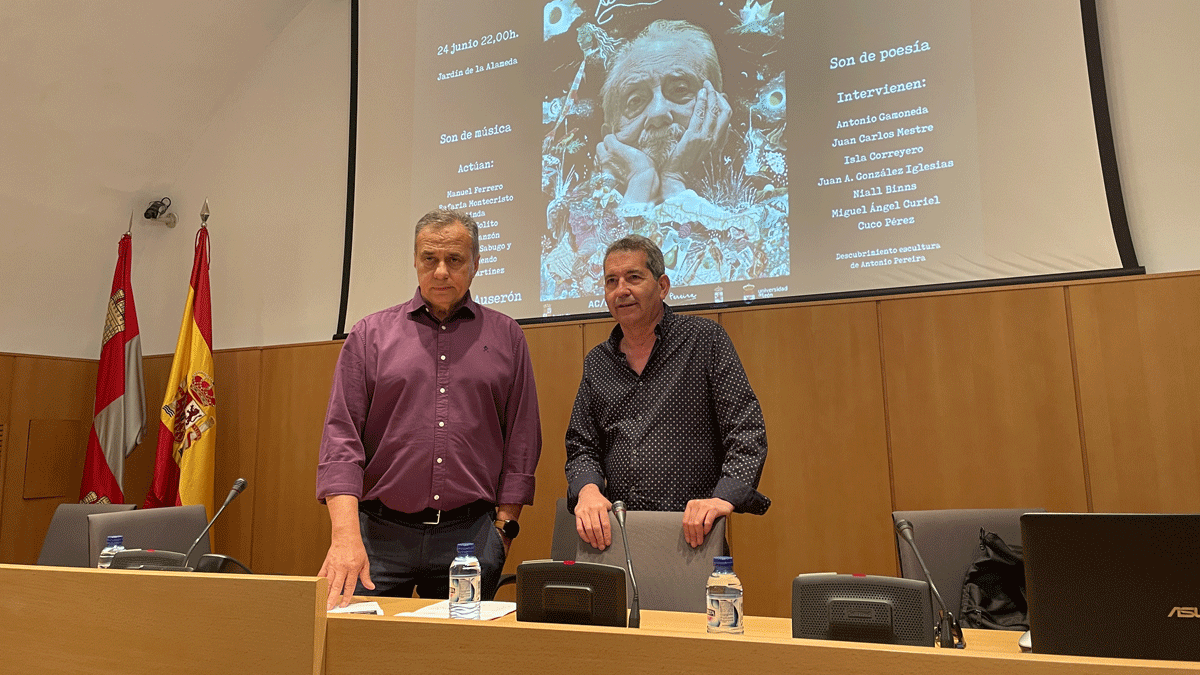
[550,497,728,613]
[891,507,1044,622]
[87,504,211,568]
[37,503,138,567]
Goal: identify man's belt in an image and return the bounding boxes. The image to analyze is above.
[360,499,494,526]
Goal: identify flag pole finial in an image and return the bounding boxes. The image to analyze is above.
[200,199,210,227]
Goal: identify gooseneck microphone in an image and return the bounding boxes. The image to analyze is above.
[611,501,640,628]
[894,519,965,648]
[184,477,248,565]
[110,478,250,572]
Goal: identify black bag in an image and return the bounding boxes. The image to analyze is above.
[959,528,1029,630]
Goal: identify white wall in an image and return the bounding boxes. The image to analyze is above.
[151,0,349,355]
[1097,0,1200,272]
[0,0,1196,359]
[0,0,314,359]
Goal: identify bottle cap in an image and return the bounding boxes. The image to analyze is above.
[106,535,123,546]
[457,542,476,556]
[713,555,733,571]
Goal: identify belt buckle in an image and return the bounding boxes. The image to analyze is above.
[422,510,442,526]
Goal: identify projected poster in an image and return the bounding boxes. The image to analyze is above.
[374,0,1118,322]
[538,2,790,310]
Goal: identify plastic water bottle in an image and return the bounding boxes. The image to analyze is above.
[706,555,744,634]
[449,542,482,620]
[97,535,125,569]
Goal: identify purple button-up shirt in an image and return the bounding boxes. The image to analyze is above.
[316,289,541,512]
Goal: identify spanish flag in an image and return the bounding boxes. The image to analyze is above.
[143,225,215,518]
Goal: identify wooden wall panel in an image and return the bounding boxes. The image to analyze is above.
[210,349,261,566]
[0,356,96,564]
[723,303,895,618]
[5,270,1200,603]
[0,355,13,529]
[496,323,584,599]
[582,320,615,355]
[252,342,342,576]
[121,354,173,509]
[881,288,1089,512]
[580,309,719,355]
[1069,275,1200,512]
[120,350,262,566]
[21,419,88,498]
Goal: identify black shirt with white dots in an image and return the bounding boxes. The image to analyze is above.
[565,306,770,514]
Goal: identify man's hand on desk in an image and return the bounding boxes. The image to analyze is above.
[320,495,375,610]
[575,484,613,551]
[682,498,733,548]
[320,533,374,610]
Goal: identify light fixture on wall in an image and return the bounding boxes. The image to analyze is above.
[144,197,177,228]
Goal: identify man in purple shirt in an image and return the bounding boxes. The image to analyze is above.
[316,209,541,610]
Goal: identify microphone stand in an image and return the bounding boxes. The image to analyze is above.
[895,519,965,648]
[612,501,640,628]
[184,478,247,567]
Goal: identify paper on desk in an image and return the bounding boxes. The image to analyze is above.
[328,601,384,615]
[397,600,516,620]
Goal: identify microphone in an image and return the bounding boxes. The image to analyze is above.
[184,478,248,565]
[894,519,965,648]
[611,501,640,628]
[110,478,249,572]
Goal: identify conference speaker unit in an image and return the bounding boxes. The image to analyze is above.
[516,560,627,628]
[793,573,935,646]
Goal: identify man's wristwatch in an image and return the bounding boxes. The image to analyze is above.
[495,519,520,540]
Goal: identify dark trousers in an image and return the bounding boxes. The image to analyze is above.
[354,505,506,600]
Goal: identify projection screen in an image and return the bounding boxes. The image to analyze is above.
[344,0,1137,330]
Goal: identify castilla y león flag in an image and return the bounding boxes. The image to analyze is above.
[143,226,215,518]
[80,233,146,504]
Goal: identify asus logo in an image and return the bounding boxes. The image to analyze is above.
[1168,607,1199,618]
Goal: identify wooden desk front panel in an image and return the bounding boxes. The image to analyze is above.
[326,598,1197,675]
[0,564,326,675]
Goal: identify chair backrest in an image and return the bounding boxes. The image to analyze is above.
[87,505,210,568]
[891,507,1044,620]
[549,498,728,613]
[37,503,138,567]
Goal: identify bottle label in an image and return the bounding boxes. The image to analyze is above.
[707,596,743,630]
[449,576,479,604]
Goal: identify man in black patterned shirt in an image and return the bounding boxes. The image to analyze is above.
[565,235,769,550]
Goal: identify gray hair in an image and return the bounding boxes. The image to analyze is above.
[414,209,479,259]
[601,19,723,128]
[605,234,665,279]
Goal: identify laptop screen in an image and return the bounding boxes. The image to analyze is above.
[1021,512,1200,662]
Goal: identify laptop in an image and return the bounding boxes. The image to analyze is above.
[1021,512,1200,662]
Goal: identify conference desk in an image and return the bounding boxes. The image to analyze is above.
[325,597,1200,675]
[3,564,1195,675]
